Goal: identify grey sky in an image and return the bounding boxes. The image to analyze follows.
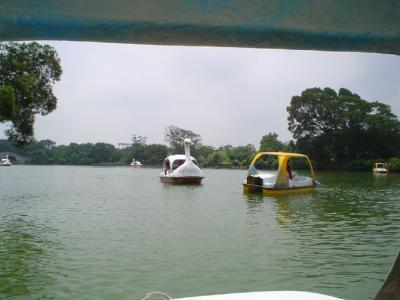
[1,41,399,148]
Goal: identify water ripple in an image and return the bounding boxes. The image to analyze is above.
[0,168,399,299]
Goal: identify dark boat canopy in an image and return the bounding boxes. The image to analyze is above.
[0,0,399,55]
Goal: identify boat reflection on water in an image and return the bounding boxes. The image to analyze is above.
[373,171,389,179]
[159,181,205,213]
[274,193,316,226]
[160,182,204,192]
[243,191,316,226]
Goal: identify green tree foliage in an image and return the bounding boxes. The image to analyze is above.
[0,138,19,153]
[0,85,16,120]
[287,87,400,167]
[0,42,62,145]
[143,144,169,165]
[164,125,202,153]
[388,157,400,172]
[131,134,147,145]
[259,132,291,152]
[204,144,256,168]
[345,159,374,171]
[207,148,231,167]
[0,140,117,165]
[120,143,168,165]
[229,144,256,167]
[91,143,115,163]
[192,145,214,164]
[0,138,257,169]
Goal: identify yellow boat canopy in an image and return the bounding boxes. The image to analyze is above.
[248,152,316,188]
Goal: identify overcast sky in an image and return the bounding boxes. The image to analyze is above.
[1,41,399,148]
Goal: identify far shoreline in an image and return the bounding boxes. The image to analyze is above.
[7,163,399,173]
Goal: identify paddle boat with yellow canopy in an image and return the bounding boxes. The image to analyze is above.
[243,152,317,195]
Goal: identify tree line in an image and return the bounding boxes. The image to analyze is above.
[287,87,400,171]
[2,90,400,171]
[2,119,399,171]
[1,42,400,171]
[0,135,256,169]
[1,97,400,171]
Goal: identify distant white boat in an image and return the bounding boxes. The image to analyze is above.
[130,158,143,168]
[0,155,12,166]
[373,162,388,173]
[159,138,204,184]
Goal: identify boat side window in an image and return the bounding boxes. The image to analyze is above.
[254,156,279,172]
[163,160,170,171]
[172,159,185,170]
[288,157,311,178]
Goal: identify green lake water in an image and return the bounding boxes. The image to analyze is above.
[0,166,399,300]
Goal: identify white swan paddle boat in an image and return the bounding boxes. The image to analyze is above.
[243,152,317,195]
[130,158,143,167]
[0,155,12,166]
[160,139,204,184]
